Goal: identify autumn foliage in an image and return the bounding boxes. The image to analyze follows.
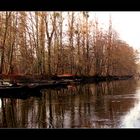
[0,12,138,79]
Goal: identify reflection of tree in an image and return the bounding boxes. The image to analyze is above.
[21,99,28,128]
[70,99,75,128]
[0,80,137,128]
[48,90,53,128]
[94,83,105,112]
[1,98,7,127]
[1,98,17,128]
[66,84,93,128]
[93,80,137,128]
[9,99,17,127]
[37,93,47,128]
[54,90,65,128]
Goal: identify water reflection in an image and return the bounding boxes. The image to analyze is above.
[120,81,140,128]
[0,79,139,128]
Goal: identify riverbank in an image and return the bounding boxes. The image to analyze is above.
[51,75,133,83]
[78,75,134,83]
[0,74,134,85]
[0,75,134,99]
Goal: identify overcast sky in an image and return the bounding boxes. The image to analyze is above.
[89,12,140,51]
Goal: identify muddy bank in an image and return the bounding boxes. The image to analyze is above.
[79,75,134,83]
[51,75,133,83]
[0,74,134,84]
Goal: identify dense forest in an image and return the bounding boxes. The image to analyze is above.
[0,11,138,80]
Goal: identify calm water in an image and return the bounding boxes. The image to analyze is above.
[0,79,140,128]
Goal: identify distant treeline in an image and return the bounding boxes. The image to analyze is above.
[0,12,138,78]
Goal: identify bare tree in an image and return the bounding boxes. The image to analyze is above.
[0,11,12,74]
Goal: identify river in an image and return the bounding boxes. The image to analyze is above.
[0,79,140,128]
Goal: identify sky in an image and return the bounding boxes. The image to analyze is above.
[90,12,140,51]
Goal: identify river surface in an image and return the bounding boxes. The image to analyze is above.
[0,79,140,128]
